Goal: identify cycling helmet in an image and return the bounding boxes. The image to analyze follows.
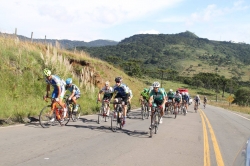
[66,78,72,85]
[169,89,173,92]
[105,81,109,86]
[115,77,122,82]
[176,90,180,93]
[43,68,51,76]
[152,82,160,88]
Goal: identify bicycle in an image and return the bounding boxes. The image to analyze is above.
[194,102,199,113]
[111,98,124,132]
[65,95,81,123]
[203,101,206,109]
[181,101,187,116]
[149,103,161,137]
[97,99,110,124]
[164,100,172,116]
[126,101,131,118]
[141,99,149,120]
[173,102,178,119]
[39,98,70,128]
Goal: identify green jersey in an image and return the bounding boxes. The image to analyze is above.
[149,88,166,104]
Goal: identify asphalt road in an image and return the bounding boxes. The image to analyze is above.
[1,104,250,166]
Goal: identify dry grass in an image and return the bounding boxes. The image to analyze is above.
[209,101,250,114]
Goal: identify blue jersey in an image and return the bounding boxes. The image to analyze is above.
[113,83,129,97]
[66,84,80,95]
[45,75,65,89]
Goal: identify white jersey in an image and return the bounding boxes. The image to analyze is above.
[100,86,114,98]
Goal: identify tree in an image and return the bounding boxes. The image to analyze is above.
[233,87,250,106]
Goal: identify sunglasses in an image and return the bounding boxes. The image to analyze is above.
[116,81,120,83]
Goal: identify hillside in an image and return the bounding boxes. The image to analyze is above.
[78,31,250,82]
[0,34,143,123]
[0,32,118,49]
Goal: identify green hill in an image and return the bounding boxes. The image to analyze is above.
[78,31,250,82]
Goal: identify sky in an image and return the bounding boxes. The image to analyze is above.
[0,0,250,43]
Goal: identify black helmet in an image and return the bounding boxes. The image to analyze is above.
[115,77,122,82]
[176,90,179,93]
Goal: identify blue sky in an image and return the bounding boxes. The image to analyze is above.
[0,0,249,43]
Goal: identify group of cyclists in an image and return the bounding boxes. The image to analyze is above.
[43,68,81,125]
[43,68,207,127]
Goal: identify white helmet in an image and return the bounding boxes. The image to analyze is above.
[169,89,173,92]
[152,82,160,88]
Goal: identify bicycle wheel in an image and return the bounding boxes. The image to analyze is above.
[65,104,73,125]
[174,109,177,119]
[119,112,124,129]
[111,112,118,132]
[97,106,104,124]
[39,105,55,128]
[145,106,149,119]
[183,107,186,116]
[72,105,81,122]
[154,113,159,134]
[57,108,69,126]
[141,105,145,120]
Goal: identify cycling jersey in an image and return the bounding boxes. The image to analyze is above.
[128,89,133,98]
[66,84,81,95]
[99,86,114,100]
[174,94,182,102]
[45,75,65,99]
[141,89,150,100]
[46,75,65,88]
[167,91,175,99]
[182,94,189,102]
[113,83,129,98]
[194,97,200,102]
[149,88,166,105]
[204,97,207,102]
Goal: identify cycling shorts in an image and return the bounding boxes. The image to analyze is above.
[52,86,65,99]
[115,94,128,105]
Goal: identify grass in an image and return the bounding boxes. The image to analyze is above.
[0,34,249,125]
[0,35,144,124]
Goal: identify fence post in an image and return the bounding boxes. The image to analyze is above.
[15,28,17,35]
[45,35,46,44]
[31,32,33,43]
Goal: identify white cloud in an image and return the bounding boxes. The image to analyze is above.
[0,0,183,41]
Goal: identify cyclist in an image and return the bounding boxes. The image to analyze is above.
[98,81,114,116]
[182,92,189,113]
[149,82,166,127]
[113,77,130,126]
[194,95,200,110]
[173,90,182,114]
[203,96,207,108]
[43,68,67,123]
[140,88,150,110]
[166,89,175,112]
[127,89,133,113]
[65,78,81,112]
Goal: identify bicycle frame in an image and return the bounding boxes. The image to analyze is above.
[111,98,124,132]
[150,104,161,137]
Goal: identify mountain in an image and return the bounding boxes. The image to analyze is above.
[77,31,250,82]
[0,32,118,48]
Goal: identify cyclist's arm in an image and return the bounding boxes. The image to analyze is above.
[46,84,50,97]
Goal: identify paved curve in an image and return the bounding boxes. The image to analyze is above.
[1,104,249,166]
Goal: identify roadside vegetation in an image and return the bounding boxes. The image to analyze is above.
[1,33,250,126]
